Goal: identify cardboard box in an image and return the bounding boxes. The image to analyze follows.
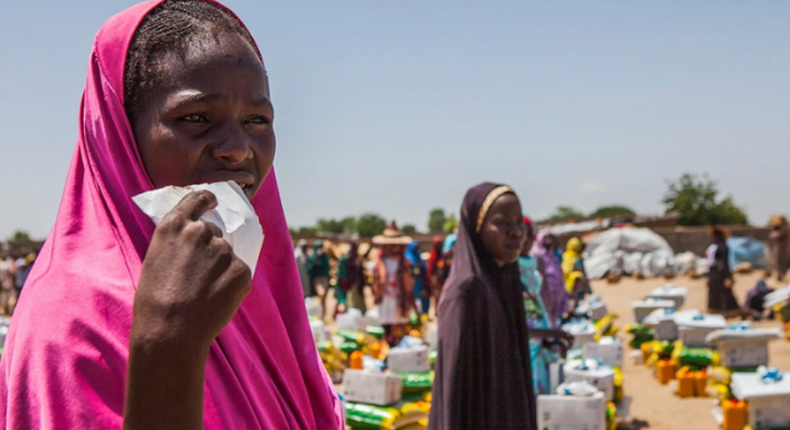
[648,285,688,309]
[537,392,606,430]
[632,299,675,324]
[676,314,727,348]
[707,327,782,368]
[305,298,322,318]
[309,319,326,343]
[335,309,364,331]
[342,369,403,406]
[731,371,790,429]
[562,321,597,349]
[564,360,615,401]
[578,295,608,321]
[387,346,431,373]
[584,338,624,367]
[427,326,438,348]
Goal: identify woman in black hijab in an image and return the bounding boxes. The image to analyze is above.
[429,183,536,430]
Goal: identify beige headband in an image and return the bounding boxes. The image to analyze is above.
[476,186,515,233]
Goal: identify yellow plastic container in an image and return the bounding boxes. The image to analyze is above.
[677,370,695,398]
[722,399,746,430]
[657,359,675,385]
[349,350,364,370]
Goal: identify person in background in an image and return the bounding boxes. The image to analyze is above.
[440,232,457,284]
[0,257,15,315]
[519,217,573,395]
[0,1,344,428]
[430,183,536,430]
[562,237,590,309]
[294,239,312,298]
[405,240,430,316]
[371,222,414,345]
[14,252,36,296]
[533,231,569,327]
[308,240,331,318]
[768,215,789,282]
[744,277,774,320]
[426,236,445,309]
[706,227,741,317]
[338,241,366,314]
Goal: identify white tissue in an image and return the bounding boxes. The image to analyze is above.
[133,181,264,271]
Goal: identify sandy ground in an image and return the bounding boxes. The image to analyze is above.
[596,273,790,430]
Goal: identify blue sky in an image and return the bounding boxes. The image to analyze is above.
[1,1,789,239]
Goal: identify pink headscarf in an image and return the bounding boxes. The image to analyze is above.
[0,1,342,429]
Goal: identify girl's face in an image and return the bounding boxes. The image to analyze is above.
[131,32,274,201]
[479,193,526,266]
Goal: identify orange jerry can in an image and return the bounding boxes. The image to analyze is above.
[641,342,652,363]
[694,370,708,397]
[368,342,382,360]
[722,399,746,430]
[349,351,364,370]
[657,359,675,385]
[677,370,695,398]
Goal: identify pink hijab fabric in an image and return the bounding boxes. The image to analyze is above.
[0,1,342,428]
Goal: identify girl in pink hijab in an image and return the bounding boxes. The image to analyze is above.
[0,1,343,429]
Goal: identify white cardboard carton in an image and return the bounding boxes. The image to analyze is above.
[676,313,727,348]
[335,309,364,331]
[632,298,675,324]
[648,285,689,309]
[578,295,609,321]
[642,309,700,341]
[342,369,403,406]
[309,319,326,343]
[549,361,565,394]
[562,321,597,349]
[387,345,431,373]
[305,298,322,318]
[427,326,438,349]
[707,327,782,368]
[563,359,615,401]
[584,337,624,367]
[730,371,790,429]
[538,391,606,430]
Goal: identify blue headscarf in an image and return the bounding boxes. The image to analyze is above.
[442,234,458,255]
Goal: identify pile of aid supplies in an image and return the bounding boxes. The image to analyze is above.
[539,294,625,430]
[307,300,433,430]
[624,284,790,430]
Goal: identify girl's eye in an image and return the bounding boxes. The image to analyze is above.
[247,115,271,125]
[182,114,208,123]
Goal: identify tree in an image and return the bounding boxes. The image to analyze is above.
[401,224,418,234]
[662,173,749,226]
[589,205,636,219]
[296,226,318,235]
[315,217,357,235]
[316,218,346,234]
[427,208,447,233]
[443,214,459,233]
[356,213,388,238]
[550,206,586,221]
[9,230,31,241]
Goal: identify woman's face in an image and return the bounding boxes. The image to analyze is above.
[132,32,274,201]
[479,193,526,266]
[542,235,555,250]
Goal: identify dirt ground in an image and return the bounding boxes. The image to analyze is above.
[596,272,790,430]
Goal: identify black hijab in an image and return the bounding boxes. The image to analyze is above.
[428,183,536,430]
